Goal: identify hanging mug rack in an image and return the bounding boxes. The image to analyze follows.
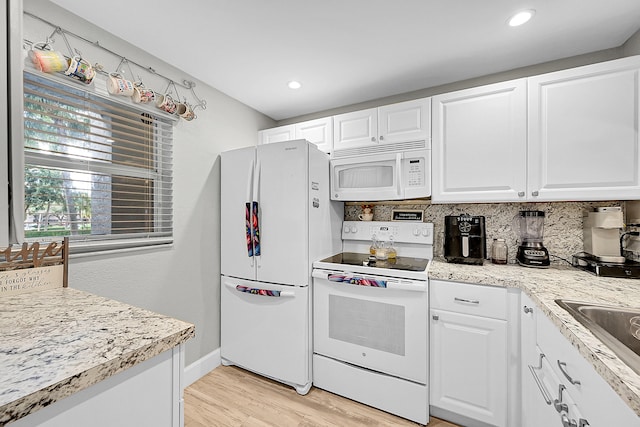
[23,11,207,118]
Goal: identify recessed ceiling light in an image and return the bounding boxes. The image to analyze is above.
[288,80,302,90]
[508,9,535,27]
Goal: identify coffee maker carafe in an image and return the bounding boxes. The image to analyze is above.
[514,210,550,267]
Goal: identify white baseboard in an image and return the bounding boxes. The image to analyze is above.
[184,348,221,387]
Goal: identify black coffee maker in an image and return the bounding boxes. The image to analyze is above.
[444,215,486,265]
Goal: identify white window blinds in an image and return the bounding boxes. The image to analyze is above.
[23,71,173,252]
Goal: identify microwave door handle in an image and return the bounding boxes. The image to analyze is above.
[396,153,402,197]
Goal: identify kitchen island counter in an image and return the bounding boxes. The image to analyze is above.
[428,259,640,417]
[0,287,195,425]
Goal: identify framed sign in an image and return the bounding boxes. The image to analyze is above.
[391,209,423,222]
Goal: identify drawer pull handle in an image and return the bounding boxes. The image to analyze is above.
[554,384,568,413]
[561,411,578,427]
[558,361,581,385]
[454,297,480,304]
[528,353,552,405]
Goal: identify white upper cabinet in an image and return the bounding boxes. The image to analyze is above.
[528,56,640,201]
[294,117,333,153]
[332,107,379,151]
[432,56,640,203]
[258,124,296,145]
[333,98,430,154]
[259,118,333,154]
[378,98,430,145]
[432,79,527,203]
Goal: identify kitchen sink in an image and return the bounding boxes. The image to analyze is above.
[555,299,640,375]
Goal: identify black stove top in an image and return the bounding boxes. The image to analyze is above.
[319,252,430,272]
[572,252,640,279]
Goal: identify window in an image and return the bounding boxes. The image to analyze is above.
[22,71,173,252]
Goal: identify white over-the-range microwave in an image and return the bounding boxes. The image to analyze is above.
[330,143,431,201]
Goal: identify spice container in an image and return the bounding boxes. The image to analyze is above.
[370,235,378,255]
[491,238,508,264]
[386,239,397,260]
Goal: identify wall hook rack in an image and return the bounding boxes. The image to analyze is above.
[24,11,208,112]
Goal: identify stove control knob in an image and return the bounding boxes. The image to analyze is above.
[413,228,420,236]
[422,228,430,237]
[350,225,358,233]
[343,225,351,233]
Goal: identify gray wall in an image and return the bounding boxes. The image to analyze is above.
[22,0,275,366]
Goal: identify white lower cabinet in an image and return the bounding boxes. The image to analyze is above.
[11,345,185,427]
[521,293,640,427]
[430,280,511,427]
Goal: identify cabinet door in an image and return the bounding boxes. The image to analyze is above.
[528,56,640,201]
[295,117,333,153]
[378,98,430,145]
[258,124,296,145]
[430,309,508,427]
[432,79,527,203]
[332,108,378,151]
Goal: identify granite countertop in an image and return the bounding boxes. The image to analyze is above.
[428,259,640,416]
[0,288,195,425]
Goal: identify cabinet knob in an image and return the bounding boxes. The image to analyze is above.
[371,137,376,142]
[523,306,533,314]
[432,314,439,320]
[518,191,525,197]
[531,190,539,197]
[379,135,384,141]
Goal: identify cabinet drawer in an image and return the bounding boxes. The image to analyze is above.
[535,306,640,426]
[430,280,507,319]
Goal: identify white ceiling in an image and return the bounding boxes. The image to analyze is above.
[50,0,640,121]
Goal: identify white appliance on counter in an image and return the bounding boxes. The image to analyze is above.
[330,146,431,201]
[312,221,433,424]
[220,139,343,395]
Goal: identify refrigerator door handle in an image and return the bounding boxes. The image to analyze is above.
[245,160,255,262]
[253,159,261,259]
[227,282,294,298]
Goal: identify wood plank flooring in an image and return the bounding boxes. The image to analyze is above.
[184,366,460,427]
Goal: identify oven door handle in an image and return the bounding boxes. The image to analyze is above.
[311,270,427,292]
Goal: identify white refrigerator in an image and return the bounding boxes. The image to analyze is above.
[220,139,342,394]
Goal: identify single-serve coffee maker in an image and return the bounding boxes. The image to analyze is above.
[514,210,550,267]
[444,215,486,265]
[583,206,625,263]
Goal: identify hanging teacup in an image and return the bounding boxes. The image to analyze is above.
[64,55,95,84]
[132,82,155,103]
[29,42,68,73]
[107,73,135,96]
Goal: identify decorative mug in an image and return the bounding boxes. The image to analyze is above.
[107,73,135,96]
[155,93,177,114]
[64,55,95,84]
[359,213,374,221]
[132,83,155,104]
[176,102,196,121]
[29,45,68,73]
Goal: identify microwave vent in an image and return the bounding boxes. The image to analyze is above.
[332,139,429,159]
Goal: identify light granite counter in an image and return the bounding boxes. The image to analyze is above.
[428,259,640,416]
[0,288,195,425]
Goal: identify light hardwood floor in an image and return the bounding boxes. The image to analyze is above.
[184,366,460,427]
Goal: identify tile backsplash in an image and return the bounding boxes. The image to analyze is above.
[345,201,629,265]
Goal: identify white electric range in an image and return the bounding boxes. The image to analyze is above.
[312,221,433,425]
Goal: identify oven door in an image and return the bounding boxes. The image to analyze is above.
[312,269,428,384]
